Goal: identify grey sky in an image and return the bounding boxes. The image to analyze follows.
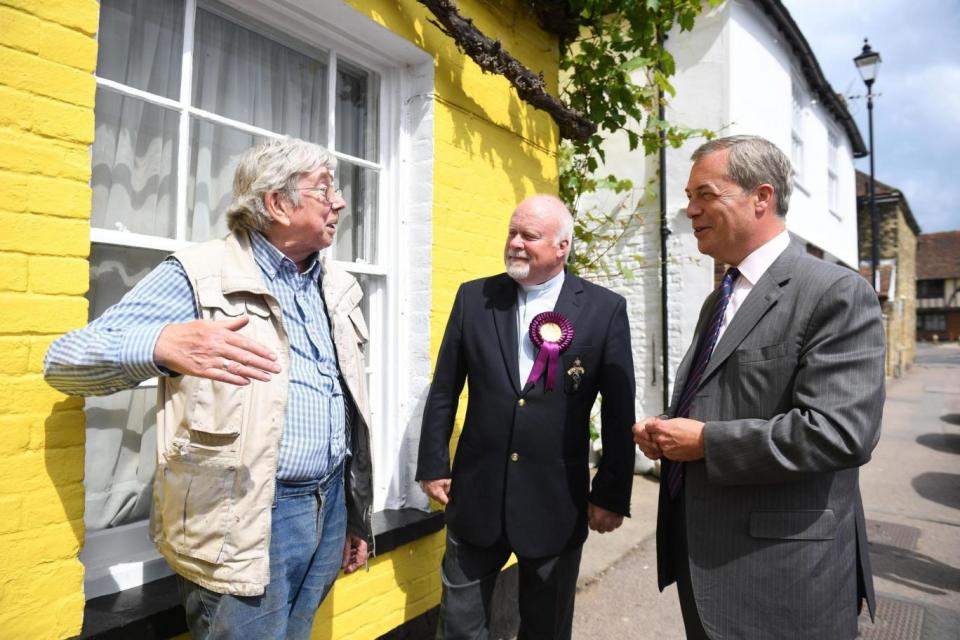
[781,0,960,233]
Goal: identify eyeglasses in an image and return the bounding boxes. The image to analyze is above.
[295,184,343,203]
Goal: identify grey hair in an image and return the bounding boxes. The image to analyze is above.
[691,135,793,217]
[226,137,337,233]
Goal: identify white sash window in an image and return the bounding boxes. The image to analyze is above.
[83,0,434,599]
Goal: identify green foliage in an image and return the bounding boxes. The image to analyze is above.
[557,0,720,278]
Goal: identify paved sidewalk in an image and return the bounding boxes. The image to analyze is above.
[572,343,960,639]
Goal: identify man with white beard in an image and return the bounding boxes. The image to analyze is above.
[417,195,637,639]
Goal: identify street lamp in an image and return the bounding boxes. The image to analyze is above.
[854,38,882,293]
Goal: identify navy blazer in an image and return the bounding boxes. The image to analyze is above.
[417,271,636,557]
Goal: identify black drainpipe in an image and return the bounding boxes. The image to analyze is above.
[658,32,671,412]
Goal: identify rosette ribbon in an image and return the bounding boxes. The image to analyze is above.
[526,311,575,390]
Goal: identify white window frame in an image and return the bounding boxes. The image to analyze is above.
[83,0,435,599]
[791,79,806,189]
[827,129,840,220]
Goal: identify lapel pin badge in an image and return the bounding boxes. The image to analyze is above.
[567,357,585,391]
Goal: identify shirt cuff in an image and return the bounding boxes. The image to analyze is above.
[119,324,169,381]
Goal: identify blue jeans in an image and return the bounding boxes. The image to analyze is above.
[178,467,347,640]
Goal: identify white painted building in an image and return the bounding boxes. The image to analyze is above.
[588,0,868,420]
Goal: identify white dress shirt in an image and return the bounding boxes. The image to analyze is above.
[717,230,791,342]
[517,269,565,383]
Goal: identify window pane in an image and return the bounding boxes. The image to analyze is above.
[333,161,379,263]
[87,244,170,318]
[84,388,158,531]
[828,173,838,212]
[918,280,945,299]
[828,132,839,169]
[85,244,169,531]
[96,0,184,100]
[791,134,803,182]
[188,120,266,242]
[92,88,179,238]
[791,83,803,131]
[336,59,380,160]
[192,8,328,142]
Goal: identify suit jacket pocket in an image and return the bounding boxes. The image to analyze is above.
[736,341,788,363]
[750,509,836,540]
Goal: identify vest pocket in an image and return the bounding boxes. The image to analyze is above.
[186,379,245,445]
[159,453,237,564]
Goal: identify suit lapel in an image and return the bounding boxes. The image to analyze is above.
[670,290,718,411]
[491,275,522,393]
[552,270,585,334]
[699,242,801,384]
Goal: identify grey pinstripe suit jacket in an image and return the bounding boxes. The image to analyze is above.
[657,240,885,639]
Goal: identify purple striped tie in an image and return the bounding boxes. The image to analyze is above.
[666,267,740,499]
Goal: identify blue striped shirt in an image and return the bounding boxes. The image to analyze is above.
[44,232,346,481]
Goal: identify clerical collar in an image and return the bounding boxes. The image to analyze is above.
[520,269,565,294]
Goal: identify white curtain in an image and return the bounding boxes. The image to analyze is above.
[188,7,328,241]
[91,0,182,237]
[86,0,330,531]
[84,245,168,530]
[333,60,380,263]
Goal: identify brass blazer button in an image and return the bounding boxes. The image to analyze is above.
[510,452,520,462]
[517,399,526,407]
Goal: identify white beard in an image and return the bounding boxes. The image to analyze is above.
[505,254,530,281]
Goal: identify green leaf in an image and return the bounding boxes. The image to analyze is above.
[553,0,716,279]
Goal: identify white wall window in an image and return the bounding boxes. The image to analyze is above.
[83,0,434,599]
[827,130,839,217]
[791,81,805,187]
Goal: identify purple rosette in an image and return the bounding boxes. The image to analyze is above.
[526,311,575,390]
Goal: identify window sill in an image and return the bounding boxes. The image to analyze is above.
[78,508,444,639]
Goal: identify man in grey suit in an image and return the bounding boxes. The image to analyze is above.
[635,135,885,639]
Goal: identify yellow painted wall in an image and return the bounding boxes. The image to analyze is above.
[316,2,560,637]
[0,0,559,638]
[0,0,98,637]
[349,0,560,356]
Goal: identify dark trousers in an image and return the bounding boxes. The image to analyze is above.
[437,529,582,640]
[669,495,712,640]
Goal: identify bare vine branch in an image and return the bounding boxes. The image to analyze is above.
[417,0,596,140]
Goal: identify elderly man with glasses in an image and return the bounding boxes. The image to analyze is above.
[45,137,373,639]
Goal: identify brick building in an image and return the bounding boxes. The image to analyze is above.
[916,231,960,342]
[857,171,920,377]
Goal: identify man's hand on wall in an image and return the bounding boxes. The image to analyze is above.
[154,316,281,385]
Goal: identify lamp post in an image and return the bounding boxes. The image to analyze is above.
[854,38,882,293]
